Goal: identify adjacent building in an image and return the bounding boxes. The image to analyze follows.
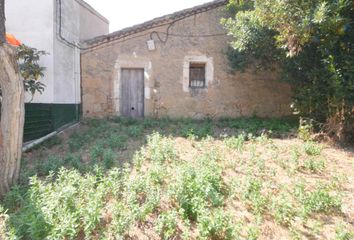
[6,0,109,141]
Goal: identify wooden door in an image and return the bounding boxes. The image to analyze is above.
[121,68,144,118]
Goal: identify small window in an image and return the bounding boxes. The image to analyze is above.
[189,63,206,88]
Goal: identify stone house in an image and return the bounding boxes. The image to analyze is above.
[81,0,292,119]
[6,0,109,141]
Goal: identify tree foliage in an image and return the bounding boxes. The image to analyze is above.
[222,0,354,141]
[16,45,46,99]
[0,45,46,101]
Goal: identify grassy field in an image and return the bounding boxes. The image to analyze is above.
[1,117,353,240]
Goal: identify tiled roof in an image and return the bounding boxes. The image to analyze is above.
[84,0,228,45]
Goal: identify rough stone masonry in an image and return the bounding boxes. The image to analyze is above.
[80,0,292,119]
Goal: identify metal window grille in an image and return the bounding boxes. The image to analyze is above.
[189,63,206,88]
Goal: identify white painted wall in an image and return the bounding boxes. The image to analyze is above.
[6,0,109,105]
[6,0,55,103]
[53,0,81,104]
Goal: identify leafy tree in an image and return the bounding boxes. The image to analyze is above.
[222,0,354,142]
[16,44,47,100]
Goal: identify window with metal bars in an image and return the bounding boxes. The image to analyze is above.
[189,62,206,88]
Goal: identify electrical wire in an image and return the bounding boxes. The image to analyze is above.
[57,0,227,53]
[149,19,177,44]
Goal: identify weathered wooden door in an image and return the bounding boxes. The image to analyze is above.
[121,68,144,118]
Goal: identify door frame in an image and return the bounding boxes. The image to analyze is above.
[114,57,153,117]
[120,68,145,118]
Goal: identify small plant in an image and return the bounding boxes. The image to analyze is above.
[298,118,313,141]
[68,131,85,152]
[107,134,127,149]
[64,153,85,172]
[289,147,301,174]
[247,225,260,240]
[169,156,224,221]
[303,157,325,173]
[335,222,354,240]
[143,118,160,129]
[126,125,144,138]
[304,141,323,156]
[103,148,115,169]
[271,194,296,226]
[180,121,213,139]
[294,182,342,217]
[224,134,245,152]
[241,177,268,216]
[90,141,105,163]
[155,210,178,240]
[146,133,177,164]
[110,202,133,237]
[181,125,197,139]
[197,209,235,240]
[35,155,64,176]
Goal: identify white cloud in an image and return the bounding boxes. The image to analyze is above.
[84,0,212,32]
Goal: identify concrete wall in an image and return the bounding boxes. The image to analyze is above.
[81,6,292,119]
[77,0,109,41]
[6,0,55,104]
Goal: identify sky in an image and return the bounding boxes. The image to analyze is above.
[84,0,212,33]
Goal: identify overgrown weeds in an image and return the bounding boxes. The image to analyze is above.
[2,117,353,239]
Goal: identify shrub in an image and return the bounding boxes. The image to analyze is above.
[247,225,261,240]
[180,121,214,139]
[303,157,325,173]
[298,118,314,141]
[35,155,64,176]
[197,208,236,240]
[126,125,144,138]
[110,202,133,237]
[304,141,323,156]
[271,194,296,226]
[146,133,177,164]
[103,148,115,169]
[107,134,127,149]
[223,0,354,141]
[241,177,268,216]
[224,134,245,152]
[90,141,105,163]
[169,156,224,221]
[7,169,110,239]
[335,222,354,240]
[155,210,178,240]
[294,182,342,217]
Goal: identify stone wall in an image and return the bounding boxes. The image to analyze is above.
[81,5,292,119]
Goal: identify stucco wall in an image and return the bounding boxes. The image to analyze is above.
[6,0,55,104]
[82,6,292,119]
[77,0,109,41]
[53,0,81,104]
